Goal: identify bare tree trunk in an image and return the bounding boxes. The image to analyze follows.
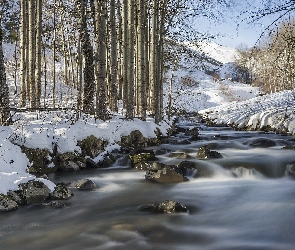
[94,0,107,120]
[52,1,56,108]
[20,0,28,107]
[149,0,158,118]
[122,0,128,112]
[126,0,135,118]
[77,37,83,116]
[28,0,37,108]
[77,0,95,114]
[0,24,10,125]
[136,0,146,120]
[35,0,42,107]
[117,0,123,101]
[109,0,118,112]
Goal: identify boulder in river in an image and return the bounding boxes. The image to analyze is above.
[7,190,26,205]
[184,127,199,137]
[197,145,222,159]
[58,160,80,172]
[286,163,295,178]
[145,167,185,184]
[50,184,74,200]
[139,200,188,213]
[170,139,191,145]
[0,195,18,212]
[169,152,193,159]
[46,201,66,208]
[245,138,276,148]
[282,145,295,150]
[129,149,157,165]
[78,135,107,158]
[178,160,214,178]
[69,179,98,190]
[18,180,51,204]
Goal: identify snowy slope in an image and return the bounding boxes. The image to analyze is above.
[199,90,295,135]
[164,41,259,113]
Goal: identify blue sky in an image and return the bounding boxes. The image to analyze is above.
[195,0,292,49]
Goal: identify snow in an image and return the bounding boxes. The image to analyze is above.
[0,113,171,195]
[199,90,295,134]
[1,40,295,196]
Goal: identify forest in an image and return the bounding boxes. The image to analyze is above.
[0,0,294,126]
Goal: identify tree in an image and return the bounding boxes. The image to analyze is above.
[0,41,9,124]
[0,1,10,125]
[76,0,95,114]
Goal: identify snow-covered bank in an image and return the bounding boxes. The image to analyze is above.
[199,90,295,135]
[0,114,171,195]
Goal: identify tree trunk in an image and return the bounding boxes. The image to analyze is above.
[20,0,28,107]
[94,0,107,120]
[136,0,146,120]
[77,0,95,114]
[126,0,135,118]
[35,0,42,107]
[28,0,36,108]
[0,25,10,125]
[109,0,118,112]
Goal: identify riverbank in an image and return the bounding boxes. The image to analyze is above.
[0,113,172,197]
[199,89,295,136]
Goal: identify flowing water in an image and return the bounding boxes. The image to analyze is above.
[1,120,295,250]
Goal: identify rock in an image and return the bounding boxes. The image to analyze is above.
[178,161,214,178]
[58,160,80,172]
[135,161,167,171]
[55,152,85,171]
[7,190,26,205]
[286,163,295,178]
[50,185,74,200]
[212,135,233,140]
[69,179,98,190]
[153,148,172,155]
[282,145,295,150]
[120,130,158,149]
[134,162,153,170]
[170,139,191,145]
[184,127,199,137]
[197,146,222,159]
[188,135,201,141]
[169,152,193,159]
[18,180,51,204]
[0,195,18,212]
[145,167,184,184]
[129,149,157,165]
[116,155,132,167]
[85,158,97,168]
[139,200,188,213]
[97,154,117,168]
[78,135,107,158]
[245,138,276,148]
[46,201,66,208]
[21,147,57,174]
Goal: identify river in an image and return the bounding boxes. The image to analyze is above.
[1,120,295,250]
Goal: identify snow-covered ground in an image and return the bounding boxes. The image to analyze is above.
[1,41,295,196]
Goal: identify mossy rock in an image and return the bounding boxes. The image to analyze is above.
[120,130,151,148]
[21,146,57,174]
[78,135,107,158]
[54,151,85,171]
[129,152,157,164]
[97,154,117,168]
[197,146,222,159]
